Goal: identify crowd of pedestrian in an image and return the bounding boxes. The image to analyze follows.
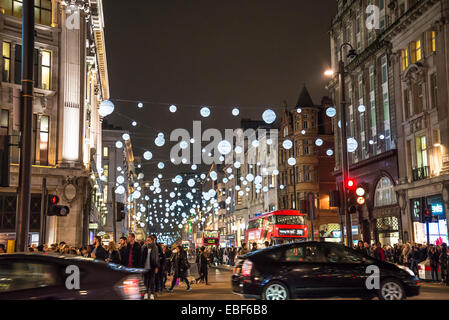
[354,240,449,284]
[13,233,194,300]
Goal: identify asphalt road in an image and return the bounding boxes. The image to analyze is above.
[157,264,449,300]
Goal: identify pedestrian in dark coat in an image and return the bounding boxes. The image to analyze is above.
[196,247,209,284]
[106,241,121,264]
[121,233,141,268]
[91,236,107,261]
[429,246,440,282]
[141,236,160,299]
[440,243,448,284]
[168,245,191,292]
[151,235,165,293]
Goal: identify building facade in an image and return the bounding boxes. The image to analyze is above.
[0,0,109,247]
[328,0,449,246]
[278,86,340,242]
[102,123,138,243]
[386,0,449,245]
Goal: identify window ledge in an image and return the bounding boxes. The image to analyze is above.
[0,82,56,97]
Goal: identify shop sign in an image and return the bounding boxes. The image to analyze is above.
[278,229,304,236]
[89,223,98,229]
[332,231,342,238]
[432,203,444,214]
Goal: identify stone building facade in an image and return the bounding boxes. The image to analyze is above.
[0,0,109,247]
[328,0,449,246]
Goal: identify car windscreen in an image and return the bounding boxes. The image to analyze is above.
[275,215,305,225]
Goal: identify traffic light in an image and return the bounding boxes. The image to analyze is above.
[47,195,70,216]
[421,204,432,223]
[345,178,366,213]
[116,202,125,222]
[346,178,355,190]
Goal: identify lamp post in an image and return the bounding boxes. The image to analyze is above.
[338,42,357,247]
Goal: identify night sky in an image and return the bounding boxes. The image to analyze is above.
[102,0,337,181]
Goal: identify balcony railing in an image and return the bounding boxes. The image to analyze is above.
[412,166,429,182]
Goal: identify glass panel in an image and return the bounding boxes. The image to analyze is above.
[13,0,22,19]
[34,6,40,23]
[3,0,13,15]
[40,115,49,132]
[0,109,9,129]
[2,42,10,58]
[41,0,51,10]
[41,66,50,90]
[41,9,50,26]
[41,50,50,66]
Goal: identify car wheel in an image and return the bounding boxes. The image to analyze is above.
[262,281,290,300]
[378,279,405,300]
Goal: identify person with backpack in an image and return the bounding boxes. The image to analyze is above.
[168,244,191,292]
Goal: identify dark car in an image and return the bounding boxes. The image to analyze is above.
[0,253,146,300]
[232,242,420,300]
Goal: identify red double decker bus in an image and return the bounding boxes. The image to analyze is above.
[195,231,220,247]
[244,210,308,246]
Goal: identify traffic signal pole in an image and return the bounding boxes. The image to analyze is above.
[112,187,117,243]
[338,45,353,247]
[15,0,35,252]
[39,178,48,245]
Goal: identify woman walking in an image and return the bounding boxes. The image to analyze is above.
[168,244,191,292]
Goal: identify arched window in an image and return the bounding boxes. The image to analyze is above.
[375,177,397,207]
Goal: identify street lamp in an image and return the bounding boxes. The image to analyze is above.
[338,42,357,247]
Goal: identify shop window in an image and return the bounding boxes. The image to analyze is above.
[374,177,397,207]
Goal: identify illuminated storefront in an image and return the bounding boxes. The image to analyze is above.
[411,195,448,245]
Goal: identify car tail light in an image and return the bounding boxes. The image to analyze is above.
[117,276,142,300]
[241,260,253,277]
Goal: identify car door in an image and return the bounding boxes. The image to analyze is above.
[0,259,67,300]
[317,244,373,297]
[278,244,330,298]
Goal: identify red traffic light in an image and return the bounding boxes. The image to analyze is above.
[49,195,59,205]
[346,179,355,189]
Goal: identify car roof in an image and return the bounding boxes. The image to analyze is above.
[243,241,350,257]
[0,253,146,273]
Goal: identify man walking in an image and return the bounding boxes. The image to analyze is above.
[141,235,160,300]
